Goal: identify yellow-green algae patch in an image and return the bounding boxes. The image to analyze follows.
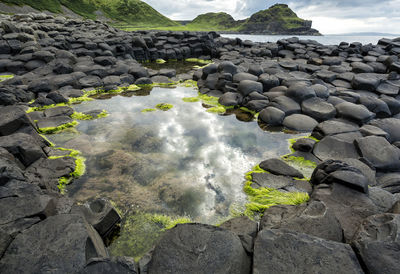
[37,120,79,134]
[182,97,200,103]
[156,59,166,64]
[141,108,157,113]
[156,103,174,111]
[242,163,310,217]
[282,155,317,180]
[109,212,191,261]
[48,147,86,193]
[71,110,108,120]
[185,58,213,65]
[0,74,14,82]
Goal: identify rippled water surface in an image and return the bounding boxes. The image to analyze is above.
[47,85,301,258]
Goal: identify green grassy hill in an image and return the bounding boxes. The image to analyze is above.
[0,0,179,27]
[185,12,240,31]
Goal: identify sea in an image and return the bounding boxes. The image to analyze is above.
[220,34,399,45]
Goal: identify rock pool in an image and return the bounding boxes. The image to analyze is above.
[46,84,302,258]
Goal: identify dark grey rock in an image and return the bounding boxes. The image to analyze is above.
[258,107,285,126]
[355,136,400,171]
[258,74,280,92]
[313,135,359,161]
[283,114,318,132]
[377,173,400,193]
[269,96,301,115]
[233,72,258,82]
[218,92,243,106]
[292,138,316,152]
[79,257,138,274]
[0,106,32,136]
[369,118,400,143]
[79,76,102,88]
[43,106,74,118]
[351,73,382,91]
[336,102,375,125]
[312,119,359,139]
[360,124,390,139]
[259,158,304,178]
[135,77,153,85]
[36,116,74,131]
[238,80,263,96]
[351,62,374,73]
[253,229,363,274]
[147,223,250,274]
[260,201,343,242]
[0,214,108,274]
[359,96,391,118]
[301,97,336,122]
[352,214,400,274]
[286,84,316,102]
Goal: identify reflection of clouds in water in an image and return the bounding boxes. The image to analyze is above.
[68,87,300,223]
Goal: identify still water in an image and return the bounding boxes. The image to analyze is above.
[47,85,301,258]
[221,34,398,45]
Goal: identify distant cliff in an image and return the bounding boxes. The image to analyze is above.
[188,4,320,35]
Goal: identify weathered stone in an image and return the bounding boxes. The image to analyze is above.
[301,97,336,122]
[283,114,318,132]
[286,84,316,102]
[253,229,363,274]
[237,80,263,96]
[259,158,304,178]
[258,106,285,126]
[147,223,250,274]
[79,257,138,274]
[352,214,400,274]
[312,119,359,139]
[313,136,359,161]
[0,214,108,274]
[0,106,32,136]
[336,102,375,125]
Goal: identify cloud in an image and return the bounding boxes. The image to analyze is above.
[142,0,400,34]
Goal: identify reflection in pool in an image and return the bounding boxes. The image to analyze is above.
[47,85,301,258]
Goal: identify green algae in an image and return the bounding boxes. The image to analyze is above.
[37,120,79,134]
[282,155,317,180]
[71,110,108,120]
[206,106,226,114]
[182,97,200,103]
[39,134,55,147]
[185,58,213,65]
[156,103,174,111]
[141,108,157,113]
[156,59,166,64]
[0,74,14,82]
[109,212,191,261]
[243,180,310,216]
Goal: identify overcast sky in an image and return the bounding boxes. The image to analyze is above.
[142,0,400,34]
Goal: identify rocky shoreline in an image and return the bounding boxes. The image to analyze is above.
[0,13,400,273]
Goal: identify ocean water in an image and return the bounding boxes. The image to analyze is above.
[221,34,399,45]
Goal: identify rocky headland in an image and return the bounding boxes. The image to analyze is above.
[0,12,400,274]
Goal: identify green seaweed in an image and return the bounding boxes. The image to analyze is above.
[156,59,166,64]
[0,74,14,82]
[182,97,200,103]
[243,180,310,216]
[71,110,108,120]
[244,164,269,181]
[38,120,79,134]
[156,103,174,111]
[206,106,226,114]
[282,155,317,179]
[39,134,55,147]
[141,108,157,113]
[185,58,213,65]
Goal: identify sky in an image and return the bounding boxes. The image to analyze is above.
[142,0,400,34]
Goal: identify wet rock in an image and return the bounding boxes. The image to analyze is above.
[351,73,382,91]
[312,182,380,241]
[259,158,304,178]
[341,158,376,186]
[301,97,336,122]
[233,72,258,82]
[135,77,153,85]
[313,135,359,161]
[369,118,400,143]
[0,106,32,136]
[352,214,400,274]
[253,229,363,274]
[360,124,390,139]
[312,119,359,139]
[219,216,258,253]
[0,230,12,258]
[359,96,391,118]
[43,106,74,117]
[0,214,108,274]
[260,201,343,242]
[335,102,375,125]
[159,68,176,78]
[79,257,138,274]
[310,159,369,194]
[147,223,250,274]
[351,62,374,73]
[368,187,397,212]
[258,107,285,126]
[376,81,399,95]
[238,80,263,96]
[380,96,400,115]
[218,61,237,75]
[251,173,309,193]
[76,199,121,239]
[258,74,280,92]
[244,100,269,112]
[36,116,74,130]
[0,157,26,185]
[292,138,316,152]
[376,173,400,194]
[79,76,102,88]
[0,133,46,167]
[283,114,318,132]
[355,136,400,171]
[269,96,301,115]
[218,92,243,106]
[285,84,316,102]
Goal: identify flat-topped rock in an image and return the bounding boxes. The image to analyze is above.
[259,158,304,178]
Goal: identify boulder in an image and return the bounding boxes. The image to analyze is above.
[43,106,74,118]
[351,73,382,91]
[219,216,258,253]
[313,135,359,161]
[269,96,301,116]
[312,119,359,139]
[258,74,280,92]
[301,97,336,121]
[253,229,363,274]
[218,92,243,106]
[146,223,250,274]
[335,102,375,125]
[260,201,343,242]
[352,214,400,274]
[351,62,374,73]
[237,80,263,96]
[355,136,400,171]
[259,158,304,178]
[0,106,32,136]
[369,118,400,143]
[285,84,316,102]
[376,173,400,193]
[359,96,391,118]
[360,124,390,139]
[258,107,285,126]
[233,72,258,82]
[0,214,108,274]
[292,138,316,152]
[283,114,318,132]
